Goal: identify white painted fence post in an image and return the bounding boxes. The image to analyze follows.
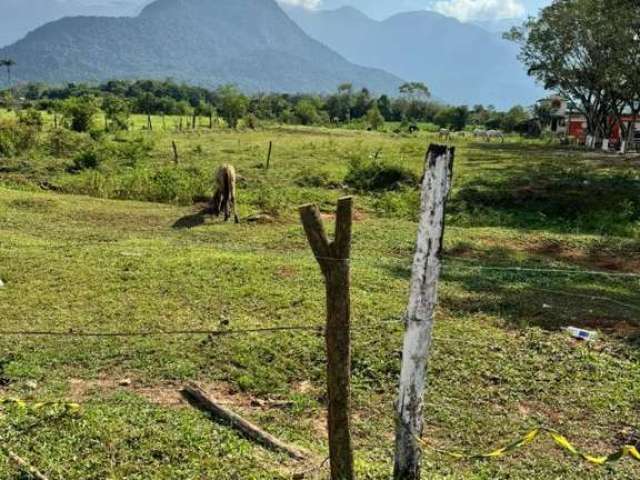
[393,144,455,480]
[586,134,594,149]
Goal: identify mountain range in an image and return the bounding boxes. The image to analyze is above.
[0,0,402,94]
[0,0,544,106]
[284,5,543,107]
[0,0,146,48]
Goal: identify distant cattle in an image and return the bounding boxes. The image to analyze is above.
[473,129,504,143]
[485,130,505,143]
[473,128,487,138]
[211,164,239,224]
[439,128,451,140]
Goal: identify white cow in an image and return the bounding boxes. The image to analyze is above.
[485,130,505,143]
[473,128,487,138]
[439,128,451,140]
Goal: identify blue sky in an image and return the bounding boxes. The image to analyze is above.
[281,0,552,21]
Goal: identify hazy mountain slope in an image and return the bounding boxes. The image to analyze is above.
[0,0,402,94]
[0,0,146,48]
[285,6,543,107]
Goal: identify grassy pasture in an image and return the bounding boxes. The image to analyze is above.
[0,113,639,479]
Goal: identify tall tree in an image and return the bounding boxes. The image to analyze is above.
[399,82,431,100]
[1,59,16,86]
[604,0,640,150]
[506,0,611,144]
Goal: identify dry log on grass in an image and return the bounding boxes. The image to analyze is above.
[5,449,49,480]
[181,383,309,460]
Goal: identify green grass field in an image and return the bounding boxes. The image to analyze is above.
[1,113,639,478]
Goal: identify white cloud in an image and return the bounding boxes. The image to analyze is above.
[279,0,323,9]
[433,0,526,21]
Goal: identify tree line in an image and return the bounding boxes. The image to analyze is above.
[508,0,640,149]
[1,79,531,133]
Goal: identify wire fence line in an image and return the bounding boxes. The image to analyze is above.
[2,241,640,279]
[0,317,628,351]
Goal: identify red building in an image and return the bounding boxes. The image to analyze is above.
[545,97,640,150]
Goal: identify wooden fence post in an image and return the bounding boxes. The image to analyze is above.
[393,144,455,480]
[172,141,179,164]
[266,141,273,170]
[299,197,354,480]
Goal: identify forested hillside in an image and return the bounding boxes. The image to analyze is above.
[0,0,402,94]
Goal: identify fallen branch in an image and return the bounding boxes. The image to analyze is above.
[5,449,49,480]
[181,383,309,460]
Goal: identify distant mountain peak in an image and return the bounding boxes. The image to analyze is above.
[289,6,543,107]
[0,0,402,93]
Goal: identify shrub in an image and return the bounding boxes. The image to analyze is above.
[69,149,101,172]
[295,99,320,125]
[17,109,44,131]
[244,113,259,129]
[0,119,39,157]
[48,128,90,158]
[345,157,419,191]
[102,95,130,132]
[149,166,207,204]
[111,136,154,167]
[366,104,385,131]
[63,96,100,132]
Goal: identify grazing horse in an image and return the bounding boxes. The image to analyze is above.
[439,128,451,140]
[211,164,239,224]
[485,130,505,143]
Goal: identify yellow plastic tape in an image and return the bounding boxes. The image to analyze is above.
[0,398,80,413]
[419,427,640,466]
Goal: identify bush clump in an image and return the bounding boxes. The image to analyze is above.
[68,149,101,172]
[48,128,90,158]
[0,119,40,157]
[345,157,419,191]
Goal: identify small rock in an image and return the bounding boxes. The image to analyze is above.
[25,380,38,390]
[119,378,132,387]
[542,304,552,309]
[0,279,4,288]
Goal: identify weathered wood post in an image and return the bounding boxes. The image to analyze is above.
[172,141,179,165]
[393,144,455,480]
[266,141,273,170]
[300,197,354,480]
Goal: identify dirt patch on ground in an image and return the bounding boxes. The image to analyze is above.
[68,377,291,410]
[275,265,298,279]
[528,239,640,273]
[516,400,564,422]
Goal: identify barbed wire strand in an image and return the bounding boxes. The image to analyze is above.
[2,241,640,279]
